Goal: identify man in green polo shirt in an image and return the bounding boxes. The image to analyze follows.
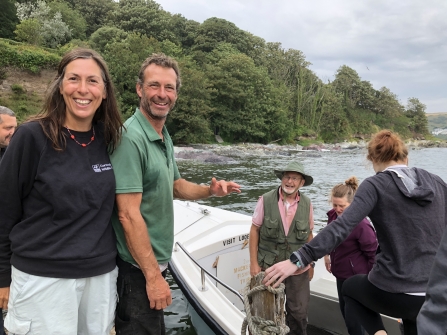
[109,53,241,335]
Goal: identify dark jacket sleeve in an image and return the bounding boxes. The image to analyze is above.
[0,124,43,286]
[298,178,379,265]
[417,216,447,334]
[356,218,378,271]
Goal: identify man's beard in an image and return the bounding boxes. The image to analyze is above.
[140,90,175,121]
[282,185,298,195]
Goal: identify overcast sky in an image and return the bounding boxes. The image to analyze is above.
[156,0,446,113]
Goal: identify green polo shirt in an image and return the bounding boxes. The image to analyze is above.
[110,108,180,264]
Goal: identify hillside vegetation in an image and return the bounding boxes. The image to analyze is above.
[0,0,432,144]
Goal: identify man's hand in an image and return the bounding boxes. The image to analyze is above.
[209,177,241,197]
[146,275,172,310]
[0,287,9,310]
[324,255,331,273]
[262,260,310,288]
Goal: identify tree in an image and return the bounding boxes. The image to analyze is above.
[170,14,199,49]
[41,11,72,48]
[373,87,406,131]
[207,51,284,143]
[71,0,116,36]
[332,65,363,109]
[107,0,177,43]
[0,0,19,39]
[47,0,87,40]
[405,98,429,135]
[14,18,42,45]
[90,26,129,54]
[192,17,252,55]
[15,0,71,48]
[166,62,214,144]
[318,86,350,141]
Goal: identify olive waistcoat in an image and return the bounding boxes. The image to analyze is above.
[257,188,311,269]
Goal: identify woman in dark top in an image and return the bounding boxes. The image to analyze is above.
[263,130,447,335]
[0,48,122,334]
[324,176,377,335]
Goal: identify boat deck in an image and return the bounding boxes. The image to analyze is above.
[308,324,336,334]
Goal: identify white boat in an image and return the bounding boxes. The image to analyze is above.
[169,200,403,335]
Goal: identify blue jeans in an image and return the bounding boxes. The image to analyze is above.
[115,257,167,335]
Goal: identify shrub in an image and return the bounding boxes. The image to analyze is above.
[0,39,60,73]
[11,84,26,94]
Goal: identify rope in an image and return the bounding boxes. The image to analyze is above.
[241,272,290,335]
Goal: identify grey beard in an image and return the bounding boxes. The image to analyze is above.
[140,97,175,121]
[281,186,297,195]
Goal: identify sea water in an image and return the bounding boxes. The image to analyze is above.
[165,147,447,334]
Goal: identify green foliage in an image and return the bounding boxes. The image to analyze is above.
[192,17,253,55]
[41,12,72,48]
[405,97,429,135]
[15,18,42,45]
[15,0,72,48]
[170,14,199,49]
[318,88,350,142]
[0,68,7,80]
[11,84,26,94]
[166,61,214,143]
[0,0,19,39]
[47,0,87,40]
[107,0,177,43]
[58,39,91,55]
[0,39,60,73]
[89,26,129,53]
[0,0,431,144]
[71,0,116,36]
[0,90,43,123]
[208,52,283,143]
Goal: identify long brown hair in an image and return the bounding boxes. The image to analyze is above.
[29,48,122,152]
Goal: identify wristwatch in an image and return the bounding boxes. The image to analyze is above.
[289,252,303,268]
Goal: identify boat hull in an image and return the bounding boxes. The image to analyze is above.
[171,200,403,335]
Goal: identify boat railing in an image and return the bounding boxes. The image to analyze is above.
[174,242,244,304]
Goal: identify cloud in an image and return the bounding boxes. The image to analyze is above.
[157,0,447,112]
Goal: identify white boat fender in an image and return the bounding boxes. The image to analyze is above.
[241,272,289,335]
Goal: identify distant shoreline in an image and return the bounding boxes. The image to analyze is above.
[174,140,447,163]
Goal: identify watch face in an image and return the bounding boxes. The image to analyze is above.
[290,252,299,263]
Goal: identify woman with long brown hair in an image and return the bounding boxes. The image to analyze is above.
[0,48,122,334]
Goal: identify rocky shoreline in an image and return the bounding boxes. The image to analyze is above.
[174,140,447,163]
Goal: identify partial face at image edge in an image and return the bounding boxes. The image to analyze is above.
[0,114,18,148]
